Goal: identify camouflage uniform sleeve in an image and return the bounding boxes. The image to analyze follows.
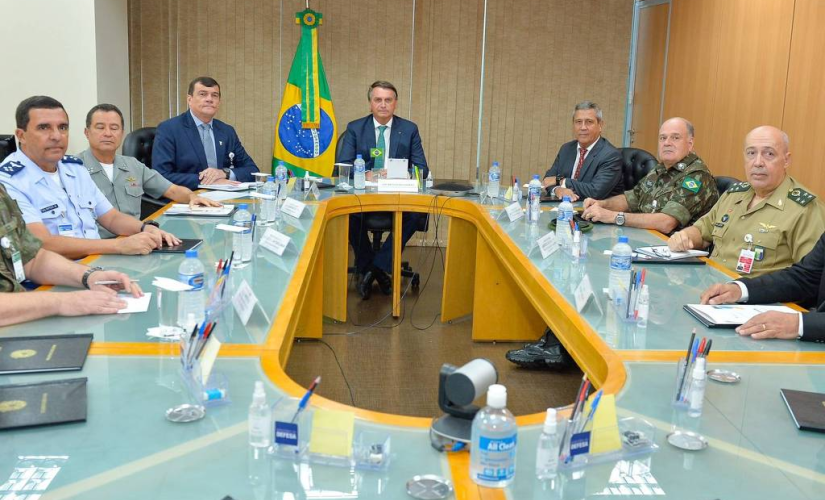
[790,199,825,262]
[624,184,641,212]
[660,170,718,228]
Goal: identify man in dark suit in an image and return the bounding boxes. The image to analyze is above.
[337,81,428,300]
[542,101,623,201]
[152,76,259,190]
[699,233,825,343]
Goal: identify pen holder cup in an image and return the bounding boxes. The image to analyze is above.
[672,358,691,410]
[558,415,658,471]
[180,361,230,408]
[609,297,643,324]
[569,235,588,262]
[269,397,312,459]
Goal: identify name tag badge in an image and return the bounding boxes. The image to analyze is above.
[58,224,74,237]
[736,248,755,274]
[11,250,25,282]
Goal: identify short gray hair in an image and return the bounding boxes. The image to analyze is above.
[573,101,603,122]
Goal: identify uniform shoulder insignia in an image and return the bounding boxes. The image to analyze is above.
[680,176,702,194]
[62,155,84,165]
[0,160,25,177]
[726,182,751,193]
[788,187,816,206]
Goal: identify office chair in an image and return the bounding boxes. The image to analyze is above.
[335,132,425,289]
[0,135,17,163]
[122,127,165,219]
[715,176,740,195]
[619,147,657,189]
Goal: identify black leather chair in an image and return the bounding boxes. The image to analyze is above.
[619,147,657,190]
[0,135,17,163]
[122,127,165,219]
[335,132,425,289]
[715,176,740,195]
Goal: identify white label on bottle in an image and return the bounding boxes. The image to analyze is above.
[505,202,524,222]
[537,232,560,259]
[281,198,306,218]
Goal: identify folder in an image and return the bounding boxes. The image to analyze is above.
[0,377,87,430]
[0,334,92,375]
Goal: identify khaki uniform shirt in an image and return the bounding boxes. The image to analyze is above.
[78,149,173,238]
[0,185,42,292]
[624,152,718,229]
[694,176,825,277]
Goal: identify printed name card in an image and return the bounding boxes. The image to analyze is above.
[574,275,595,313]
[537,232,560,259]
[260,228,292,257]
[505,202,524,222]
[281,198,306,218]
[232,279,259,326]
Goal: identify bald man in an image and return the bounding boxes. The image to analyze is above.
[581,117,718,234]
[669,126,825,277]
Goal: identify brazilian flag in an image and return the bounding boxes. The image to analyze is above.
[273,8,337,177]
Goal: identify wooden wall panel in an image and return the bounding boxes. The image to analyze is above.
[630,3,669,155]
[781,0,825,193]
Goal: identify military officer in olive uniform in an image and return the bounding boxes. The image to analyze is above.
[79,104,220,238]
[0,183,141,326]
[0,96,180,260]
[581,117,718,235]
[669,126,825,277]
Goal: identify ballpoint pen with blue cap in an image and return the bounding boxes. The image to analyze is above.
[291,376,321,423]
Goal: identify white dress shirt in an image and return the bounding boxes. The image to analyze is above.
[732,281,803,338]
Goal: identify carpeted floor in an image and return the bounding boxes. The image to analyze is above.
[286,246,584,418]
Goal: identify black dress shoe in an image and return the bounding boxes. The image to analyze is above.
[372,267,392,295]
[506,329,574,370]
[358,271,375,300]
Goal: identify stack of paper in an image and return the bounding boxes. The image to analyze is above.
[636,245,708,260]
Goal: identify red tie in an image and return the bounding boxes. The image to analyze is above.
[572,147,587,180]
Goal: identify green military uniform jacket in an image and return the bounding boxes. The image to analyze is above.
[0,184,42,292]
[78,149,173,238]
[624,152,718,229]
[694,175,825,278]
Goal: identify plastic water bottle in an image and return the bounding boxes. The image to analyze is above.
[302,171,310,192]
[426,171,434,190]
[275,161,288,200]
[353,154,366,190]
[637,284,650,328]
[609,236,633,308]
[688,357,707,418]
[512,178,522,203]
[261,176,277,225]
[470,384,517,488]
[233,203,253,264]
[528,175,542,224]
[555,196,574,249]
[177,249,205,327]
[535,408,561,480]
[487,161,501,199]
[249,381,272,448]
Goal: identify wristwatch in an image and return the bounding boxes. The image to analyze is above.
[615,212,626,226]
[223,168,232,179]
[141,220,160,232]
[82,266,104,289]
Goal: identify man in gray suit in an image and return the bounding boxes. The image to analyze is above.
[542,101,623,201]
[78,104,219,237]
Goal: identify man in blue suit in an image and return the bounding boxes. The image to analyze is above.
[337,81,428,300]
[152,76,259,190]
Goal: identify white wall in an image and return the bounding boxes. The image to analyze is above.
[0,0,130,155]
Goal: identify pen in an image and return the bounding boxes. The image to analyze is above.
[677,330,697,401]
[94,279,139,286]
[580,390,603,433]
[703,338,713,357]
[291,376,321,423]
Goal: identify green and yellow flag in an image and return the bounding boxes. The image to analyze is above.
[273,8,337,177]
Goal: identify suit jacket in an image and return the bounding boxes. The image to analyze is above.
[152,111,258,190]
[740,233,825,343]
[337,115,428,179]
[543,137,623,199]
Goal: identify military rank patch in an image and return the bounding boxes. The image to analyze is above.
[788,188,816,206]
[0,161,25,177]
[681,177,702,193]
[62,155,83,165]
[726,182,751,193]
[721,214,729,222]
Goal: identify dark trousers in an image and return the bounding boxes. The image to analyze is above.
[349,212,425,274]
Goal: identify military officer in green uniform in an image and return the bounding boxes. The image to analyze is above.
[0,184,141,326]
[581,117,718,234]
[79,104,220,238]
[669,126,825,277]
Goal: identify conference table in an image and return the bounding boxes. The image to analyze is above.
[1,187,823,500]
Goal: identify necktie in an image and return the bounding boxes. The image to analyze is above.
[375,125,387,170]
[572,147,587,180]
[200,123,218,168]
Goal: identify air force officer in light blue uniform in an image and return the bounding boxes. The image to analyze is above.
[0,96,179,260]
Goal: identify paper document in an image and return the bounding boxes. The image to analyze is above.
[152,277,193,292]
[118,293,152,314]
[684,304,797,327]
[636,245,708,260]
[197,182,253,192]
[165,204,235,216]
[199,190,244,202]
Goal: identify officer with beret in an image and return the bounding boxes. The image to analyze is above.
[669,126,825,277]
[78,103,220,238]
[581,117,719,234]
[0,96,180,260]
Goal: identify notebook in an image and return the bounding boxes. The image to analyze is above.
[0,378,88,430]
[164,205,237,217]
[684,304,798,328]
[780,389,825,433]
[0,334,92,375]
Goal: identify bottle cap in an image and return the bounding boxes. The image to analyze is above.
[618,236,629,243]
[185,249,198,258]
[492,161,499,167]
[693,357,707,376]
[267,176,275,182]
[543,408,557,433]
[356,154,363,159]
[238,203,249,210]
[562,196,571,202]
[533,174,539,180]
[252,380,266,402]
[641,284,649,296]
[486,384,507,408]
